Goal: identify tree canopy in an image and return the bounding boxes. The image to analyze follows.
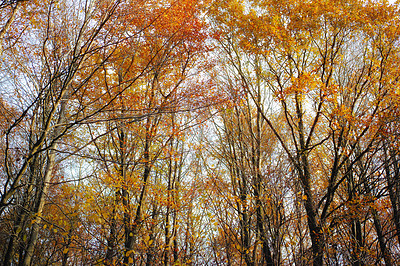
[1,0,400,265]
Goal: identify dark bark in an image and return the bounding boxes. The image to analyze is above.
[124,118,152,264]
[371,208,392,266]
[384,144,400,244]
[105,202,117,265]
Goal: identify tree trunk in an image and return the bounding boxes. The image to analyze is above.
[105,201,117,265]
[22,97,67,266]
[384,144,400,244]
[296,92,324,266]
[371,207,392,266]
[124,119,152,264]
[3,160,38,266]
[22,149,57,266]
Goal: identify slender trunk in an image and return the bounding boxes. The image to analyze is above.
[365,172,392,266]
[384,145,400,244]
[346,168,364,266]
[124,162,150,264]
[22,149,57,266]
[164,207,171,266]
[3,163,37,266]
[172,199,179,265]
[252,75,274,265]
[118,125,132,265]
[172,138,181,265]
[254,187,274,265]
[303,181,324,264]
[300,156,324,263]
[3,211,26,266]
[350,218,364,266]
[360,147,393,266]
[239,178,252,266]
[173,233,178,264]
[294,187,307,266]
[164,150,173,266]
[105,201,117,265]
[22,96,67,266]
[371,207,392,266]
[124,120,152,264]
[122,185,132,263]
[295,92,324,266]
[172,177,179,265]
[146,207,157,266]
[300,167,324,266]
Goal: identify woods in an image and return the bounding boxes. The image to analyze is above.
[1,0,400,265]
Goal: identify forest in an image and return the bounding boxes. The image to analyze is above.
[0,0,400,265]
